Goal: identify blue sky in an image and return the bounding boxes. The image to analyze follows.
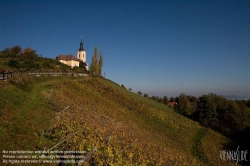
[1,0,250,98]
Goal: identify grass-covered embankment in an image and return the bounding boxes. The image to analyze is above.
[0,75,236,165]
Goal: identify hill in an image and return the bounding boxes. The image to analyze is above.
[222,95,249,100]
[0,45,87,73]
[0,75,237,165]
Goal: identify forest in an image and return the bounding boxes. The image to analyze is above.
[173,93,250,150]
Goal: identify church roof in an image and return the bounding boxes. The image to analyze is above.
[56,54,79,61]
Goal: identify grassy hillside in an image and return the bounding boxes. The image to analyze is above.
[0,75,236,165]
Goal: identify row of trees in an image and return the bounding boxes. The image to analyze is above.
[174,93,250,149]
[0,45,72,71]
[119,83,170,105]
[89,46,103,75]
[136,90,168,105]
[0,45,39,61]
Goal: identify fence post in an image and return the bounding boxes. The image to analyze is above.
[3,72,6,80]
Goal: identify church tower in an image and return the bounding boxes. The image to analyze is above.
[77,37,86,63]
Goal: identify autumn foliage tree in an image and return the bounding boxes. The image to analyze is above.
[174,93,193,116]
[11,45,22,57]
[21,47,38,60]
[0,45,22,58]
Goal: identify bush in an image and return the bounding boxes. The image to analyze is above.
[23,59,40,70]
[8,59,20,68]
[121,84,127,90]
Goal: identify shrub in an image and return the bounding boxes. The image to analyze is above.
[8,59,20,68]
[121,84,127,90]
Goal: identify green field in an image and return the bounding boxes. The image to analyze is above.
[0,75,236,165]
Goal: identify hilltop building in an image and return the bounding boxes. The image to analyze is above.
[56,54,79,68]
[56,37,88,70]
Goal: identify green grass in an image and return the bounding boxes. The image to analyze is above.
[0,76,77,150]
[104,78,173,112]
[191,128,209,163]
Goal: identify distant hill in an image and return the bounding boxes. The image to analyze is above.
[0,75,237,165]
[222,95,249,100]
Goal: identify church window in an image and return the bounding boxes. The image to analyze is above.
[79,54,80,58]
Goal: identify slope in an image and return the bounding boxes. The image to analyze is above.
[0,76,236,165]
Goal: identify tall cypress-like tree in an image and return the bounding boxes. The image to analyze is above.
[99,51,103,75]
[90,46,103,75]
[90,47,98,74]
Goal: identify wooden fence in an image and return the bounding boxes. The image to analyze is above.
[0,69,88,80]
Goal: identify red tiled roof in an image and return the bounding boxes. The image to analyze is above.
[168,102,177,106]
[56,54,79,61]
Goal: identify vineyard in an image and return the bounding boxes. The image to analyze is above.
[0,76,236,165]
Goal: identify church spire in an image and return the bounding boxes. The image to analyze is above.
[79,36,84,51]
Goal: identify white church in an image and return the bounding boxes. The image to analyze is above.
[56,37,88,70]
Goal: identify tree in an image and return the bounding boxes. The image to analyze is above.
[89,47,98,74]
[79,60,88,72]
[138,91,142,95]
[99,52,103,75]
[22,47,37,60]
[0,47,13,58]
[157,97,163,103]
[187,95,198,103]
[163,96,168,105]
[129,88,132,91]
[179,93,192,114]
[121,84,126,90]
[170,97,174,102]
[196,95,217,128]
[11,45,22,57]
[90,46,103,75]
[175,97,179,103]
[144,94,148,98]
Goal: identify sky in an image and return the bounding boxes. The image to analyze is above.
[1,0,250,98]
